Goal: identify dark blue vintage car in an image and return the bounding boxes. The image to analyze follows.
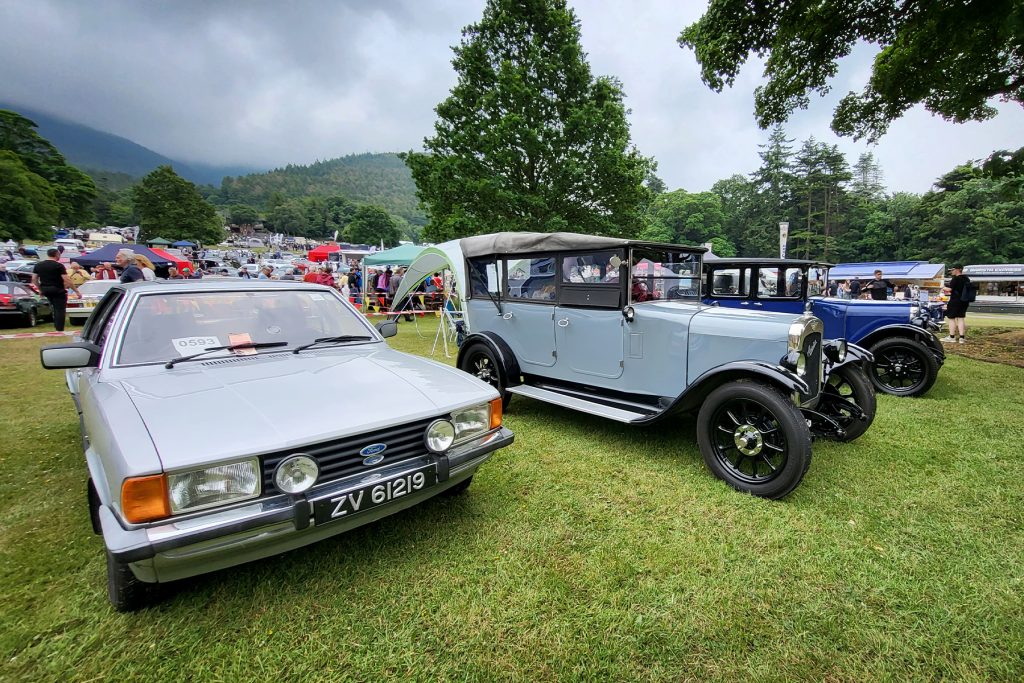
[703,258,944,397]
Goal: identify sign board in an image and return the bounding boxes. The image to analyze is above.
[779,222,789,258]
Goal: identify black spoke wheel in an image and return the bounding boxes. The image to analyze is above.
[818,364,876,441]
[458,344,511,408]
[868,337,938,397]
[697,381,812,499]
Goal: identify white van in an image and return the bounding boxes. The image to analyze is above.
[55,238,86,251]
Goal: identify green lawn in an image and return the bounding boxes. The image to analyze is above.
[1,321,1022,681]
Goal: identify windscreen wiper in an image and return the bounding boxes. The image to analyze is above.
[165,341,288,368]
[292,335,373,354]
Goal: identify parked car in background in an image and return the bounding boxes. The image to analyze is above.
[0,281,53,326]
[67,279,120,325]
[703,258,944,397]
[451,232,872,501]
[8,262,38,283]
[40,280,513,610]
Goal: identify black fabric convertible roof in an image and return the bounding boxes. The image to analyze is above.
[459,232,706,258]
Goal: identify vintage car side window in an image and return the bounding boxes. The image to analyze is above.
[561,251,622,284]
[710,267,750,297]
[468,257,502,298]
[506,257,556,302]
[807,267,827,296]
[630,248,700,302]
[757,267,803,298]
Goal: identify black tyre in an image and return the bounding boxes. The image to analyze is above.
[868,337,939,397]
[459,344,511,409]
[696,381,812,499]
[24,308,37,327]
[87,479,102,535]
[818,364,876,441]
[440,476,473,497]
[106,549,157,612]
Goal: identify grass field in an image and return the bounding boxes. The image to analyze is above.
[1,318,1022,681]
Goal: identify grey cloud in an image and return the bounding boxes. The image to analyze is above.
[0,0,1020,193]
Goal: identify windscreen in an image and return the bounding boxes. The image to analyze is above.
[629,248,701,302]
[117,289,374,366]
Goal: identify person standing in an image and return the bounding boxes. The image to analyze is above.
[116,250,145,283]
[0,263,11,282]
[94,262,117,280]
[32,248,78,331]
[68,262,92,287]
[863,270,892,300]
[849,278,861,299]
[943,266,972,343]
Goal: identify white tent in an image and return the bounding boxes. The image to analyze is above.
[391,239,467,306]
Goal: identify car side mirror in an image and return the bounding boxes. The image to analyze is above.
[40,341,101,369]
[622,305,635,322]
[375,320,398,339]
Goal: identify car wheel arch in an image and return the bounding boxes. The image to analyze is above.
[659,362,809,418]
[457,332,522,389]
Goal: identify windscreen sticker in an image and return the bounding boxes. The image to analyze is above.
[171,336,221,356]
[228,332,256,355]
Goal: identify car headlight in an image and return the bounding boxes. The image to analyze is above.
[452,404,490,442]
[274,454,319,494]
[823,339,848,364]
[425,419,456,453]
[167,458,261,514]
[909,303,921,321]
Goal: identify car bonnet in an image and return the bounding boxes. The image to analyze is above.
[116,347,496,471]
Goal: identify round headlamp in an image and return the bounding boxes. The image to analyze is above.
[274,454,319,494]
[836,339,847,363]
[425,419,456,453]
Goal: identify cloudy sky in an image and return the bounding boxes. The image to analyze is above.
[1,0,1021,194]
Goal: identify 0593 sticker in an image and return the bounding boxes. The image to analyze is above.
[171,336,221,356]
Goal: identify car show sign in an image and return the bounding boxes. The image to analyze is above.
[779,222,789,258]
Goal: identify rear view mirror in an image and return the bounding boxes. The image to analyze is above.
[40,342,101,369]
[376,320,398,339]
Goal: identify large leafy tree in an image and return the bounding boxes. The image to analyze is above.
[641,190,736,256]
[405,0,654,242]
[0,151,59,241]
[679,1,1024,142]
[131,166,224,245]
[345,205,402,247]
[0,110,96,225]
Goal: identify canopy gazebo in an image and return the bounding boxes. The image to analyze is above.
[146,237,173,247]
[361,244,425,311]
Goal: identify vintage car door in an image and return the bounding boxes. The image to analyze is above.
[705,265,755,310]
[754,265,807,315]
[552,251,625,380]
[496,256,557,368]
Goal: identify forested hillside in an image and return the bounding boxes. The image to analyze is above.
[218,153,425,225]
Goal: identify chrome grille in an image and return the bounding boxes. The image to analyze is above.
[802,331,822,398]
[260,416,439,494]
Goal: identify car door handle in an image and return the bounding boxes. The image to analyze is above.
[557,318,569,327]
[752,302,763,307]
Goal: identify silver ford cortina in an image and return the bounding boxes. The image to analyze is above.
[40,279,513,611]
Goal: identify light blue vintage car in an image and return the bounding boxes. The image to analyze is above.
[40,280,513,611]
[449,232,872,500]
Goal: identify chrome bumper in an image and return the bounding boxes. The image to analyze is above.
[101,427,514,582]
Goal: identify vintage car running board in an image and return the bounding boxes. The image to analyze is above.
[506,385,648,423]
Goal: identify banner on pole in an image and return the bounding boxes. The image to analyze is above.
[779,222,789,258]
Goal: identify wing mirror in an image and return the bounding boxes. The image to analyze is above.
[622,305,635,322]
[40,341,101,369]
[375,320,398,338]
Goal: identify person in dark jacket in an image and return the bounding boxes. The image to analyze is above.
[849,278,861,298]
[942,266,971,343]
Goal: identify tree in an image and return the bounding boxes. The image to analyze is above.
[0,110,97,225]
[0,151,59,241]
[265,200,308,236]
[228,204,261,227]
[642,189,735,254]
[131,166,224,245]
[405,0,654,242]
[679,1,1024,142]
[345,205,402,247]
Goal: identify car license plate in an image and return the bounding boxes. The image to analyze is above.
[312,466,436,525]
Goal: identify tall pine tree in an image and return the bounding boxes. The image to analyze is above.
[405,0,653,241]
